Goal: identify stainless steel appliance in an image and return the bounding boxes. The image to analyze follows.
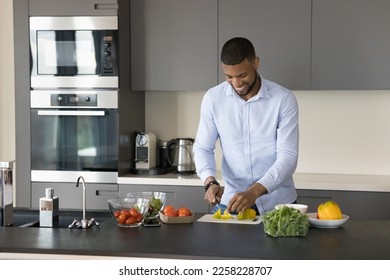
[0,161,13,227]
[30,16,118,89]
[166,138,196,174]
[30,90,118,183]
[134,132,157,170]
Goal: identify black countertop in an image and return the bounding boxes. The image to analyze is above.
[1,210,390,259]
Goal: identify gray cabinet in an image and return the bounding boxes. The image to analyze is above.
[119,184,210,213]
[32,183,119,210]
[130,0,218,91]
[297,189,390,220]
[311,0,390,90]
[218,0,312,90]
[29,0,118,16]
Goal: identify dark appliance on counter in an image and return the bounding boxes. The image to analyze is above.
[29,16,119,89]
[166,138,196,174]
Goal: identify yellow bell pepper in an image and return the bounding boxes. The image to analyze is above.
[237,208,257,220]
[317,200,342,220]
[213,208,222,219]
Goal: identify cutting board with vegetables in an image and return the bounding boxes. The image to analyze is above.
[197,214,262,225]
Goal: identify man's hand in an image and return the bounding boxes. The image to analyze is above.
[226,182,267,213]
[204,184,224,206]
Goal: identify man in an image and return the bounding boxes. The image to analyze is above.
[193,37,299,215]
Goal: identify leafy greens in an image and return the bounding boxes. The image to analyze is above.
[263,206,309,237]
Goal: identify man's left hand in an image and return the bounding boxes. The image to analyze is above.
[226,182,267,213]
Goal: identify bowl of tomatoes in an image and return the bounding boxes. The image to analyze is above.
[108,197,150,227]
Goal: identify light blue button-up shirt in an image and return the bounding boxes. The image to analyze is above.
[193,76,299,214]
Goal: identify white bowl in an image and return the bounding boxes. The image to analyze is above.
[307,212,349,228]
[275,203,308,213]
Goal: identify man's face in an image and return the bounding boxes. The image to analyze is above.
[222,57,259,98]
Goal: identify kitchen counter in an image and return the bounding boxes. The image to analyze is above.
[1,211,390,259]
[118,172,390,192]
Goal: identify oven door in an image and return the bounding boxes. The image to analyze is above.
[30,91,118,183]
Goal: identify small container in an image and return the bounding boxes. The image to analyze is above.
[39,188,59,227]
[275,203,308,213]
[159,211,195,224]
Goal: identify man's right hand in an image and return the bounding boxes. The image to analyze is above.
[204,184,223,206]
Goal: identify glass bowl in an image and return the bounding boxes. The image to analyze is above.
[127,192,167,219]
[108,197,150,228]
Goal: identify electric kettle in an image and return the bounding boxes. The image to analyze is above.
[166,138,195,174]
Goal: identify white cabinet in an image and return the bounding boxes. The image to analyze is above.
[130,0,218,91]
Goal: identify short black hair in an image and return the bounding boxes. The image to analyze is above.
[220,37,256,65]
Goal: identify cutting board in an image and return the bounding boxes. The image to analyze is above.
[197,214,262,225]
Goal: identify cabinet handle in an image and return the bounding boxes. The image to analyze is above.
[96,190,118,196]
[38,110,105,116]
[94,4,118,10]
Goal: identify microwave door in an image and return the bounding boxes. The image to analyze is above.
[55,31,78,76]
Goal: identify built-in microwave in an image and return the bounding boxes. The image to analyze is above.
[30,16,118,89]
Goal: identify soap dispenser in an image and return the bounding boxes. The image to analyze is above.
[39,188,59,227]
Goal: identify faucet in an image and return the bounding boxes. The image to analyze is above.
[68,176,99,229]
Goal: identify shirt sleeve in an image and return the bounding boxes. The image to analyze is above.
[257,92,299,193]
[193,91,220,182]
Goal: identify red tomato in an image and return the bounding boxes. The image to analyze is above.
[125,216,137,225]
[164,209,178,217]
[136,213,144,223]
[114,210,121,218]
[129,208,140,218]
[163,205,176,215]
[120,209,130,216]
[178,207,192,217]
[117,213,128,224]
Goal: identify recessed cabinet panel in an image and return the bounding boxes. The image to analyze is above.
[219,0,311,90]
[312,0,390,90]
[130,0,218,91]
[29,0,118,16]
[32,182,119,210]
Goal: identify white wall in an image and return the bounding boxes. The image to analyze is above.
[145,90,390,176]
[0,0,15,162]
[1,0,390,176]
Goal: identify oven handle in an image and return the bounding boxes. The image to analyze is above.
[37,110,106,116]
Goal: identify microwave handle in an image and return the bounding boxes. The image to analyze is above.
[37,110,105,116]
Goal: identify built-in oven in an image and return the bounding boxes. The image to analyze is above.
[30,90,118,184]
[30,16,118,89]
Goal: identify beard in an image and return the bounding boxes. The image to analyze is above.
[232,73,258,97]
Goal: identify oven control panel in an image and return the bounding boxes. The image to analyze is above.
[51,94,97,107]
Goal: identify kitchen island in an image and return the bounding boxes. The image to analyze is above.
[1,212,390,260]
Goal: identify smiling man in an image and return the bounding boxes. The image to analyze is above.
[193,37,299,215]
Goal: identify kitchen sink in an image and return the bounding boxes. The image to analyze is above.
[12,208,111,229]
